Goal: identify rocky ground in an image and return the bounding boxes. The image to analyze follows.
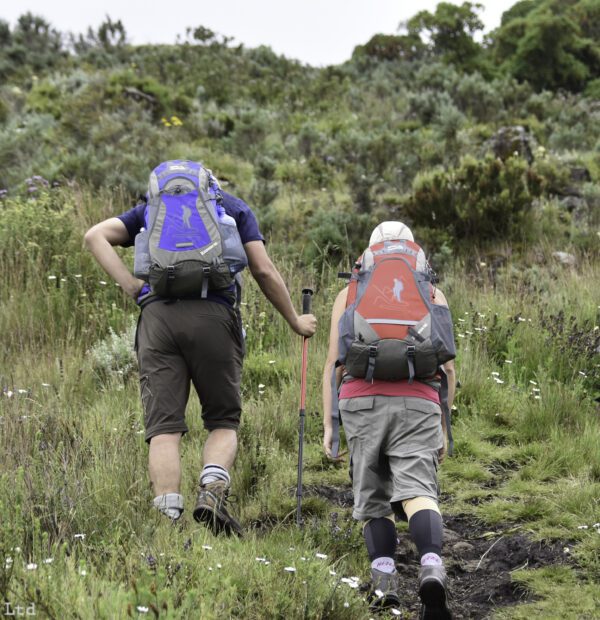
[306,485,570,619]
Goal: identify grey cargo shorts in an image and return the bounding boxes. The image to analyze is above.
[339,395,443,521]
[135,299,244,442]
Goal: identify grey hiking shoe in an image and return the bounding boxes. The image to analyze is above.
[369,568,401,611]
[418,565,452,620]
[193,480,243,537]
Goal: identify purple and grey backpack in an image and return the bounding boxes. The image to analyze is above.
[134,160,247,299]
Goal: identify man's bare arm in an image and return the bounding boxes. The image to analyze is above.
[83,218,145,299]
[244,240,316,337]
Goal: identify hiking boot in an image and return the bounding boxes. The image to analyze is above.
[193,480,243,537]
[369,568,401,611]
[418,565,452,620]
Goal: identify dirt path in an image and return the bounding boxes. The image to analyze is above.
[306,486,570,619]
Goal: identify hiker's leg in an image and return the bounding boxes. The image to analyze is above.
[404,497,443,565]
[363,514,397,572]
[149,432,183,495]
[183,302,243,486]
[201,428,238,485]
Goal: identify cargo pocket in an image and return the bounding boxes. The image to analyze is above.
[140,374,153,423]
[339,396,375,445]
[404,398,443,450]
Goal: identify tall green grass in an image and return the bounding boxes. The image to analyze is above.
[1,185,599,617]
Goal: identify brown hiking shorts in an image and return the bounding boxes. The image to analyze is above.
[135,299,244,442]
[339,395,443,521]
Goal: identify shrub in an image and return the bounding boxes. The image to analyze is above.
[88,317,137,384]
[404,154,544,245]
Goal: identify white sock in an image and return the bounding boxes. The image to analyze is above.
[371,557,396,574]
[153,493,184,520]
[421,553,443,566]
[201,464,230,486]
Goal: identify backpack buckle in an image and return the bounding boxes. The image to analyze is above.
[407,345,416,357]
[369,344,378,358]
[167,266,176,280]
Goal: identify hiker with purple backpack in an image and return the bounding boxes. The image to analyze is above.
[85,160,316,535]
[322,221,456,618]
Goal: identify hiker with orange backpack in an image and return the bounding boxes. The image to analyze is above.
[322,222,456,617]
[85,160,316,534]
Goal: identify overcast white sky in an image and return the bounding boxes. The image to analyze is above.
[2,1,516,67]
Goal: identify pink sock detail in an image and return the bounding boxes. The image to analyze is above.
[421,553,442,566]
[371,557,396,574]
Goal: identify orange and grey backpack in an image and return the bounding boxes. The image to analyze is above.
[331,239,456,455]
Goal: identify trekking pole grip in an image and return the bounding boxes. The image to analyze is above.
[302,288,313,314]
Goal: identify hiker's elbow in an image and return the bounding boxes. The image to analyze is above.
[83,226,99,250]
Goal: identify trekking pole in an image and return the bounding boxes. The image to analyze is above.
[296,287,313,528]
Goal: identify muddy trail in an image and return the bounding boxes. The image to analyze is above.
[305,485,571,619]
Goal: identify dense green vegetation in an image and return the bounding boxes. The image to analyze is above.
[0,1,598,617]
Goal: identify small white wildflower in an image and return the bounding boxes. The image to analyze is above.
[258,384,265,389]
[136,430,144,434]
[578,371,587,377]
[5,557,12,565]
[5,390,13,398]
[479,262,486,267]
[14,547,21,553]
[48,275,57,280]
[284,566,296,573]
[60,278,67,282]
[258,390,265,395]
[329,569,337,575]
[518,317,526,322]
[532,388,541,393]
[391,609,402,616]
[74,274,82,278]
[491,372,500,376]
[593,523,600,528]
[256,557,267,562]
[505,360,513,364]
[41,383,50,387]
[18,389,28,395]
[136,607,149,614]
[374,589,384,598]
[563,547,570,554]
[202,545,212,550]
[495,379,505,384]
[268,360,276,364]
[457,333,465,338]
[99,281,107,286]
[344,602,350,608]
[529,380,538,385]
[288,547,295,551]
[457,318,465,323]
[316,553,328,559]
[264,561,271,565]
[43,558,53,564]
[73,534,85,540]
[534,395,541,400]
[577,525,588,530]
[26,563,37,570]
[79,569,87,576]
[301,557,307,561]
[216,563,222,569]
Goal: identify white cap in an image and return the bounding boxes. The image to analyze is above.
[369,221,414,246]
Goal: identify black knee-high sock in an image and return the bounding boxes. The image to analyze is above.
[408,509,443,557]
[364,518,397,562]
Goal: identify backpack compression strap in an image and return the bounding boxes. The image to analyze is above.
[330,364,341,458]
[438,366,454,456]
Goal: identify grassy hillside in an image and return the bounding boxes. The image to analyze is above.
[1,2,599,618]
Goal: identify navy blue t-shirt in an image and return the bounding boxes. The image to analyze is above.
[117,190,264,306]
